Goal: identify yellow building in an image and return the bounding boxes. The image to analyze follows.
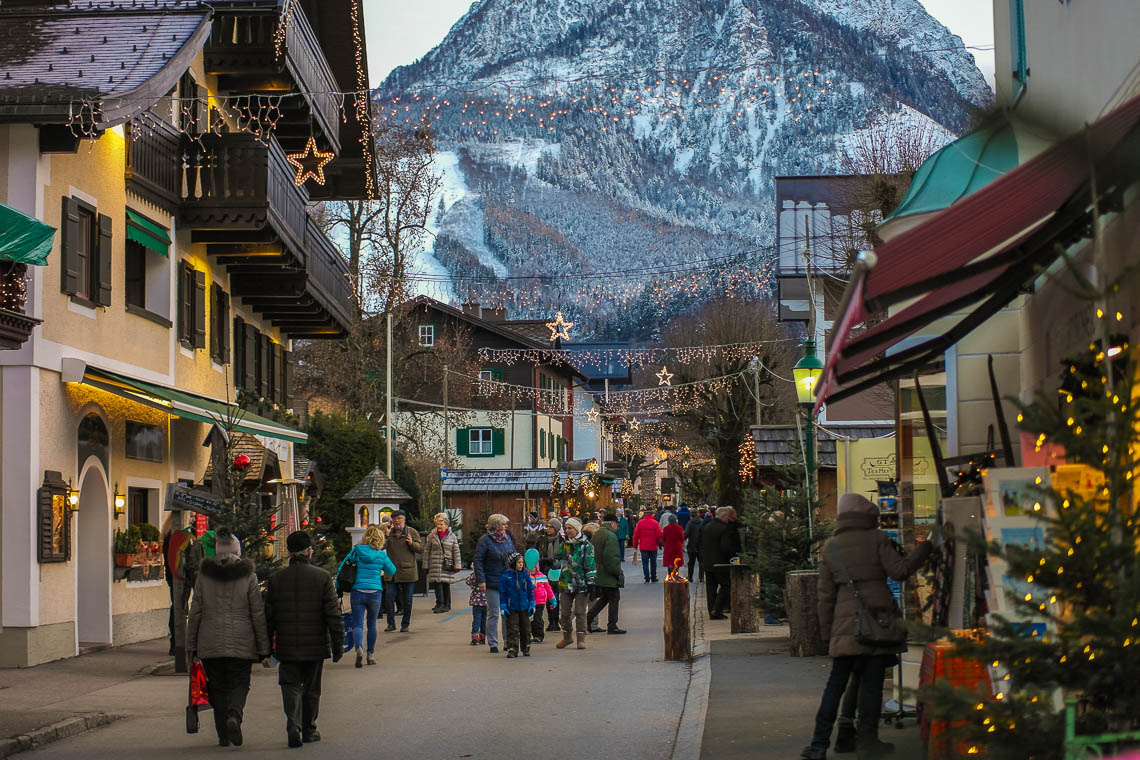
[0,0,372,666]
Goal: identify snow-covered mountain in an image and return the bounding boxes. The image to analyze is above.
[379,0,991,338]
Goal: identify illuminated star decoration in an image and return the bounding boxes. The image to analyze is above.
[656,365,674,386]
[585,407,600,423]
[545,311,574,342]
[286,136,335,186]
[628,416,641,430]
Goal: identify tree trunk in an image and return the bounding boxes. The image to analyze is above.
[786,570,827,657]
[663,582,691,661]
[730,566,760,633]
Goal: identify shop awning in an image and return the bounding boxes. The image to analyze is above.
[816,94,1140,410]
[126,209,170,257]
[0,202,55,266]
[81,366,307,444]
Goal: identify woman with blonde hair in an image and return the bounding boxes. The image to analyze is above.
[472,513,516,653]
[337,524,396,668]
[425,512,462,613]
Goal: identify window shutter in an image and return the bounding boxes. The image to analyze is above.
[245,327,257,391]
[456,428,469,457]
[219,291,230,363]
[232,316,245,386]
[95,213,113,306]
[258,333,269,397]
[540,430,546,459]
[37,487,54,562]
[209,285,221,359]
[59,197,80,294]
[492,369,505,382]
[492,428,505,456]
[192,269,206,348]
[284,349,297,411]
[273,342,284,406]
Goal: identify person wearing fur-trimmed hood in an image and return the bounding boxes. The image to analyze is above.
[554,518,597,650]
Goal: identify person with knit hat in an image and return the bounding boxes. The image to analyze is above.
[554,517,597,650]
[186,530,269,748]
[498,552,536,658]
[799,493,933,760]
[532,517,564,632]
[265,530,344,748]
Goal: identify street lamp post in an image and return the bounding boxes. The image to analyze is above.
[793,339,823,539]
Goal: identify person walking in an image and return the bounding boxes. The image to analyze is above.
[632,511,664,583]
[800,494,933,760]
[527,549,557,642]
[533,517,563,631]
[701,506,742,619]
[615,508,631,560]
[338,525,396,668]
[265,531,344,748]
[185,531,268,748]
[683,509,705,582]
[555,518,596,650]
[587,513,626,634]
[473,513,516,654]
[661,512,686,577]
[465,573,488,645]
[383,510,423,633]
[499,552,536,658]
[424,512,462,614]
[677,503,691,530]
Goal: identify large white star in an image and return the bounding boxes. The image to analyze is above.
[545,311,574,342]
[656,365,674,386]
[628,416,641,430]
[585,407,599,423]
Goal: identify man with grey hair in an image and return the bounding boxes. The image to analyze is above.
[701,506,742,620]
[265,531,344,747]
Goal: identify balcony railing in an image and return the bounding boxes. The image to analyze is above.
[205,1,340,154]
[304,217,354,330]
[125,119,183,213]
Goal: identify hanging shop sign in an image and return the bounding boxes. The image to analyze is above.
[165,483,224,516]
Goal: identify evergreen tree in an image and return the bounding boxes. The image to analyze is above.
[209,426,282,580]
[920,318,1140,758]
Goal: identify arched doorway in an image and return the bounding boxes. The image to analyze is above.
[76,461,112,647]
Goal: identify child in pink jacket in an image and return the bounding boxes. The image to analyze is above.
[527,549,557,642]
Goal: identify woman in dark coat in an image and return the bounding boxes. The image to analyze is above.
[473,513,516,654]
[800,494,932,760]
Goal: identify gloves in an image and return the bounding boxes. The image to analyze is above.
[528,607,535,616]
[331,650,343,664]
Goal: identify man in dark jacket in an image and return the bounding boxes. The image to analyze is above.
[701,506,742,619]
[683,510,704,582]
[586,514,626,634]
[264,531,344,748]
[384,510,423,633]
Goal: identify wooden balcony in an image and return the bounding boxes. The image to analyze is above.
[203,0,340,155]
[179,132,354,337]
[125,120,183,214]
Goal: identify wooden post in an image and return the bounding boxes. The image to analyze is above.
[786,570,827,657]
[730,565,760,634]
[663,582,691,661]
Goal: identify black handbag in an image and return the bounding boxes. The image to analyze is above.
[336,547,358,594]
[827,544,907,648]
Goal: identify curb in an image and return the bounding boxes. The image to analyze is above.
[671,582,711,760]
[0,714,122,759]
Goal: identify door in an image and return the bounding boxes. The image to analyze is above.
[76,465,112,647]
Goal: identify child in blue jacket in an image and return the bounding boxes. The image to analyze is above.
[499,553,535,658]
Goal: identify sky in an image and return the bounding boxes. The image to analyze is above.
[364,0,995,90]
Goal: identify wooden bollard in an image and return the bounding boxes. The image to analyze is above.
[786,570,828,657]
[729,565,760,634]
[663,581,691,661]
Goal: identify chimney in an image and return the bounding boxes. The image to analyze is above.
[461,301,481,317]
[482,306,507,323]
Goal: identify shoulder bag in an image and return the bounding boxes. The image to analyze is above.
[827,543,907,648]
[336,546,358,595]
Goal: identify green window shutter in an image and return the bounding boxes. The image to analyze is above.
[233,316,245,386]
[492,428,505,456]
[540,430,546,459]
[192,269,206,348]
[456,428,469,457]
[258,334,270,397]
[244,327,257,391]
[493,369,505,382]
[1010,0,1027,83]
[59,197,80,295]
[220,291,230,364]
[284,349,296,411]
[95,213,112,306]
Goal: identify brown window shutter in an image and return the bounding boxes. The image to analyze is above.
[192,269,206,349]
[258,334,269,397]
[232,316,245,387]
[95,213,113,306]
[220,291,230,363]
[284,349,297,412]
[273,343,284,406]
[60,197,80,294]
[209,285,220,359]
[245,327,257,391]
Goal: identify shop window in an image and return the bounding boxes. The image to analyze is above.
[127,487,149,527]
[125,420,163,462]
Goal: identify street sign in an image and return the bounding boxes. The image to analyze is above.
[165,483,225,516]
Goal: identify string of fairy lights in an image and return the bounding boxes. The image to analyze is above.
[477,337,797,370]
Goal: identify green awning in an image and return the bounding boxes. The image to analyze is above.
[81,367,307,445]
[126,209,171,257]
[0,202,55,266]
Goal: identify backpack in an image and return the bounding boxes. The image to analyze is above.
[336,546,358,594]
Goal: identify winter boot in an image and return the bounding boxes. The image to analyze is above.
[555,631,574,649]
[366,653,376,666]
[470,634,480,646]
[834,724,857,753]
[576,632,587,649]
[799,747,826,760]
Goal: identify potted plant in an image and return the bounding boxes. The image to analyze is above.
[114,525,142,567]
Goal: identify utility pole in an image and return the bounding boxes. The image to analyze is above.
[802,214,817,531]
[386,311,393,477]
[442,364,448,514]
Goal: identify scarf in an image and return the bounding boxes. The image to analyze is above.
[490,529,509,543]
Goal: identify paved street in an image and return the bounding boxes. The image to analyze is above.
[27,574,688,759]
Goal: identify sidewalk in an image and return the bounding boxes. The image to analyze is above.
[695,590,923,759]
[0,638,172,757]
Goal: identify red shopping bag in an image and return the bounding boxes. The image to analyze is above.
[186,661,211,733]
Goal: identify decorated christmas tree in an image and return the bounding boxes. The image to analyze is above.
[920,312,1140,758]
[208,425,282,580]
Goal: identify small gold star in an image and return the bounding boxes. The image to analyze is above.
[656,365,674,386]
[286,137,335,186]
[545,311,574,341]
